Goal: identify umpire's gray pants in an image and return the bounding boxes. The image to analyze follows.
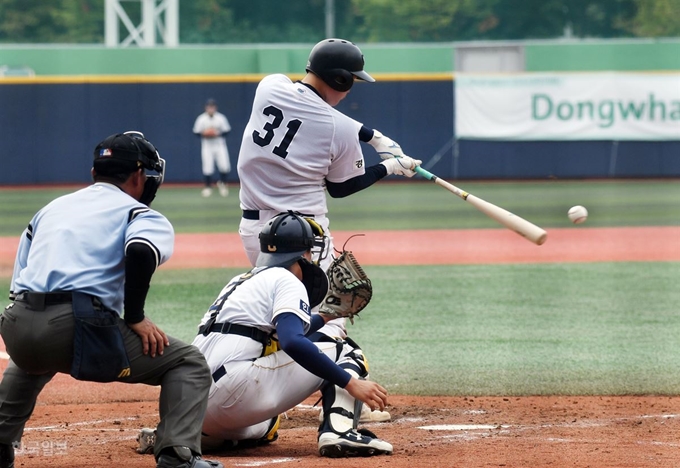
[0,299,211,457]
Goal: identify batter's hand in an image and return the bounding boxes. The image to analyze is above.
[344,377,388,412]
[381,156,421,178]
[368,130,405,159]
[128,317,170,357]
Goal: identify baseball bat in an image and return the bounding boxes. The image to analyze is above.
[414,166,548,246]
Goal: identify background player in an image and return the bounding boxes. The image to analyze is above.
[193,98,232,197]
[236,38,420,422]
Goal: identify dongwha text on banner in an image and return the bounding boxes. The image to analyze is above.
[455,73,680,141]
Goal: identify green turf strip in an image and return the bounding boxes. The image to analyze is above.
[1,179,679,236]
[132,262,680,396]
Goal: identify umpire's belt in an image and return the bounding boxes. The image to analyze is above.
[242,210,259,220]
[200,321,270,347]
[15,292,73,310]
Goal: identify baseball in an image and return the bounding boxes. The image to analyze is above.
[568,205,588,224]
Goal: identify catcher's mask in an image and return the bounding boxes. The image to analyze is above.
[93,131,166,206]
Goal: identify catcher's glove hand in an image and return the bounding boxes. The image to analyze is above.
[319,250,372,324]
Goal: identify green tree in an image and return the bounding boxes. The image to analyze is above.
[352,0,640,41]
[624,0,680,37]
[0,0,102,43]
[476,0,636,39]
[0,0,676,44]
[180,0,339,43]
[350,0,477,42]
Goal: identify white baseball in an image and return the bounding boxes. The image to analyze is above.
[568,205,588,224]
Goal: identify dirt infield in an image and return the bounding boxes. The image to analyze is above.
[1,226,680,467]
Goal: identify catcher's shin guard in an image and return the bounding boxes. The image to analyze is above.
[317,370,392,458]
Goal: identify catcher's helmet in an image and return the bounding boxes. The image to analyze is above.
[306,38,375,92]
[257,212,318,267]
[258,212,329,307]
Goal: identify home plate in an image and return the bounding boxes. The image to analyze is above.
[419,424,508,431]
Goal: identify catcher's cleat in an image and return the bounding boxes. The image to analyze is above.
[318,427,393,458]
[0,443,14,468]
[136,427,156,454]
[228,414,280,449]
[156,446,223,468]
[319,405,391,424]
[261,414,280,444]
[201,415,280,452]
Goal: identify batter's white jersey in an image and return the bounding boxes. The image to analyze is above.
[237,74,366,216]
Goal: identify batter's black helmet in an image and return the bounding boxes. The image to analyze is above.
[306,38,375,92]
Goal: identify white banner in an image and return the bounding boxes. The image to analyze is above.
[455,73,680,140]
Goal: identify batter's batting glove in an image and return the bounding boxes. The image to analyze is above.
[381,156,421,178]
[368,130,405,159]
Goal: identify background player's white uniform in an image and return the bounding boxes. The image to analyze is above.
[237,74,366,337]
[192,267,358,442]
[193,111,232,176]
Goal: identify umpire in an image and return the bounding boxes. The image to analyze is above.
[0,132,221,468]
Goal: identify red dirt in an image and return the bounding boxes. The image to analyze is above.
[1,226,679,467]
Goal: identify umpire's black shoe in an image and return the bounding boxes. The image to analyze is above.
[156,446,223,468]
[0,443,14,468]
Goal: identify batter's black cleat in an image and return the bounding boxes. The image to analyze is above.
[0,443,14,468]
[156,446,223,468]
[318,427,393,458]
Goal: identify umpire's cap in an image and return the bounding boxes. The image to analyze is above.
[93,131,163,177]
[257,212,323,268]
[306,38,374,92]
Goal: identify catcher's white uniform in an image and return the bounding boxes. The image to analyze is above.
[237,74,367,338]
[192,266,358,442]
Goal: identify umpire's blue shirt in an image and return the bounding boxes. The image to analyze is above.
[11,182,174,315]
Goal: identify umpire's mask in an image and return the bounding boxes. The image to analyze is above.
[93,131,166,207]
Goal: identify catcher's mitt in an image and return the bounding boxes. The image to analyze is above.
[319,250,372,324]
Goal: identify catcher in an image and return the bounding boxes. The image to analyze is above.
[138,212,392,458]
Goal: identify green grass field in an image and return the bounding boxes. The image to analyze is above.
[2,179,680,235]
[2,180,679,396]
